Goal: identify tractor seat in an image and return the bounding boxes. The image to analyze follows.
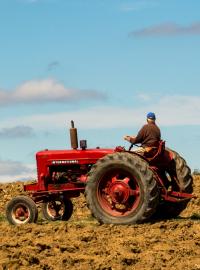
[144,140,165,162]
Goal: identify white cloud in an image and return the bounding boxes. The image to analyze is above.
[0,160,36,183]
[0,78,106,105]
[155,95,200,125]
[1,95,200,130]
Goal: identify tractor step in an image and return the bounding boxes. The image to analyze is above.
[162,191,194,202]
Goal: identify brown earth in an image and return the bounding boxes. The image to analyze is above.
[0,177,200,270]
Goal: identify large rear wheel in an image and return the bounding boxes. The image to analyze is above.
[85,152,159,224]
[156,149,193,218]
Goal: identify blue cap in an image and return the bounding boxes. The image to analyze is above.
[147,112,156,120]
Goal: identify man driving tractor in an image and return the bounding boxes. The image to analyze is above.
[124,112,161,155]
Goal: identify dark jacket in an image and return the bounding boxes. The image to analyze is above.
[130,122,161,147]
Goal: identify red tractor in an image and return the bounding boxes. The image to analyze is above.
[6,121,193,225]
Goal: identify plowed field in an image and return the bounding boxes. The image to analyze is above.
[0,176,200,270]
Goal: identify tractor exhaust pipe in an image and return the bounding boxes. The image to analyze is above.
[70,120,78,149]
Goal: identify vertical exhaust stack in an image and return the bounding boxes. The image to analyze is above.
[70,120,78,150]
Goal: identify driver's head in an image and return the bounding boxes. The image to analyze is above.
[146,112,156,123]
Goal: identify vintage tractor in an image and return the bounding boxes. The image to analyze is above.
[6,121,193,225]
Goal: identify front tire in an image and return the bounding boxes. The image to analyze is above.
[85,152,159,224]
[6,196,38,225]
[41,197,73,221]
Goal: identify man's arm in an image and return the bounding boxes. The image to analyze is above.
[124,126,146,144]
[124,135,136,143]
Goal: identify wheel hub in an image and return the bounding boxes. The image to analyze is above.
[15,206,29,220]
[108,181,130,203]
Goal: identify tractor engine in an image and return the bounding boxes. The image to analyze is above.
[49,164,89,184]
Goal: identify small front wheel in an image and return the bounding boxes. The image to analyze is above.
[41,197,73,221]
[6,196,38,225]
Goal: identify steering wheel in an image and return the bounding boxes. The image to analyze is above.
[128,143,141,151]
[129,143,134,151]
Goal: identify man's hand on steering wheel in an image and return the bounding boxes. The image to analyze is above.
[123,135,131,142]
[123,135,137,151]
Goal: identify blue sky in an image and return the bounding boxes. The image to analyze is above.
[0,0,200,182]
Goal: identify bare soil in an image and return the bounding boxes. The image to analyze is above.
[0,176,200,270]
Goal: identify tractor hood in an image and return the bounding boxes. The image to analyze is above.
[36,148,115,166]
